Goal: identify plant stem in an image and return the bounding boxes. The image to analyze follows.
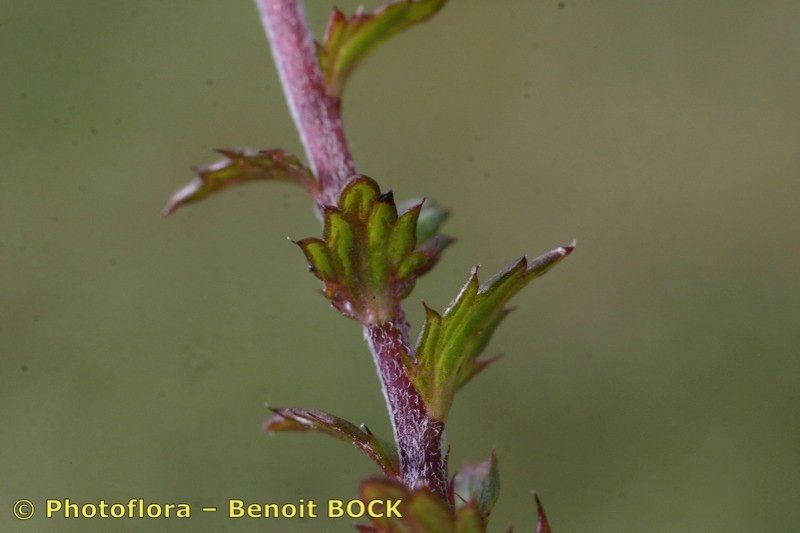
[256,0,449,498]
[365,314,448,499]
[255,0,356,207]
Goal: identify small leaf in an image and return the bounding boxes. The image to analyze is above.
[358,478,462,533]
[296,176,451,324]
[411,243,574,420]
[162,148,315,215]
[534,494,551,533]
[455,504,484,533]
[405,490,455,533]
[317,0,448,96]
[451,450,500,518]
[265,407,398,477]
[359,477,409,532]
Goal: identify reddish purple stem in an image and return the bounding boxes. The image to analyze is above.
[255,0,449,498]
[255,0,356,207]
[365,315,448,499]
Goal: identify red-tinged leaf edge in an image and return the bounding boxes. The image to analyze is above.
[163,148,317,216]
[535,493,552,533]
[265,406,399,477]
[410,243,575,420]
[317,0,448,97]
[456,353,503,391]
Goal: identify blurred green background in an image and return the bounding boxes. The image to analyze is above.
[2,1,799,531]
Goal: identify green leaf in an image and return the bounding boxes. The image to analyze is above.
[317,0,448,97]
[296,176,451,324]
[162,148,315,215]
[264,407,398,477]
[451,450,500,518]
[410,243,574,420]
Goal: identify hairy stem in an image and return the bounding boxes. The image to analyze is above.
[255,0,356,207]
[365,314,448,499]
[256,0,449,497]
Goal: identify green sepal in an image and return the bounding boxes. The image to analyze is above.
[317,0,448,97]
[264,407,399,478]
[410,243,574,420]
[162,148,315,215]
[366,198,397,290]
[295,175,451,324]
[451,450,500,519]
[295,238,335,280]
[326,208,358,283]
[389,202,422,267]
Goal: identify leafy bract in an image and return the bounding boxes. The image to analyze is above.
[451,450,499,519]
[162,148,316,215]
[317,0,447,97]
[296,175,451,324]
[410,244,574,420]
[265,407,398,477]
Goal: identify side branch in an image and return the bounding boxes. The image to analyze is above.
[255,0,356,206]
